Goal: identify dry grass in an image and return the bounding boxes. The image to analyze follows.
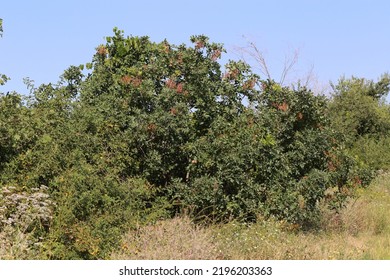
[0,227,32,259]
[111,216,220,260]
[112,172,390,260]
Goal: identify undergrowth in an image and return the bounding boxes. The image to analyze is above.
[111,172,390,260]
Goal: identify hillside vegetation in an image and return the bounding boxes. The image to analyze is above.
[1,28,390,259]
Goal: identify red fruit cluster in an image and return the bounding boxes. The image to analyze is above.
[243,79,256,90]
[121,76,142,87]
[97,45,108,56]
[211,49,222,61]
[272,102,289,112]
[166,79,177,89]
[165,79,184,93]
[176,83,183,93]
[169,107,178,115]
[147,123,157,133]
[224,68,240,80]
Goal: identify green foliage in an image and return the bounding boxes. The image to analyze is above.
[349,136,390,171]
[0,74,9,86]
[0,93,32,173]
[328,75,390,172]
[0,29,375,258]
[169,81,361,227]
[329,75,390,144]
[44,173,169,259]
[249,83,356,225]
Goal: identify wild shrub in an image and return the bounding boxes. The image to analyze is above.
[328,75,390,172]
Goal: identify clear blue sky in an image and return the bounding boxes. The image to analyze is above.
[1,0,390,95]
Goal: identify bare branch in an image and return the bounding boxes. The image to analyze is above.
[280,48,299,85]
[234,36,301,85]
[233,36,330,95]
[303,64,315,88]
[233,36,272,81]
[247,41,272,81]
[296,65,331,96]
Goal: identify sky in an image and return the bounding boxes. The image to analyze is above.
[1,0,390,96]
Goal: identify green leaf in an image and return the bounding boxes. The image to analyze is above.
[41,134,52,144]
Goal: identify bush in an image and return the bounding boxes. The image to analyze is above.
[170,82,363,227]
[349,135,390,172]
[328,75,390,143]
[44,172,170,259]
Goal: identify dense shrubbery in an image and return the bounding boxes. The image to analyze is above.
[1,29,389,259]
[328,75,390,171]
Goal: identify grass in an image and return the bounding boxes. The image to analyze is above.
[112,172,390,260]
[111,216,220,260]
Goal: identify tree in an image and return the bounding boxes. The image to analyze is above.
[328,75,390,143]
[328,74,390,171]
[79,29,257,187]
[172,78,359,226]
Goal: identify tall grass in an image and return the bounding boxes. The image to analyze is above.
[111,216,219,260]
